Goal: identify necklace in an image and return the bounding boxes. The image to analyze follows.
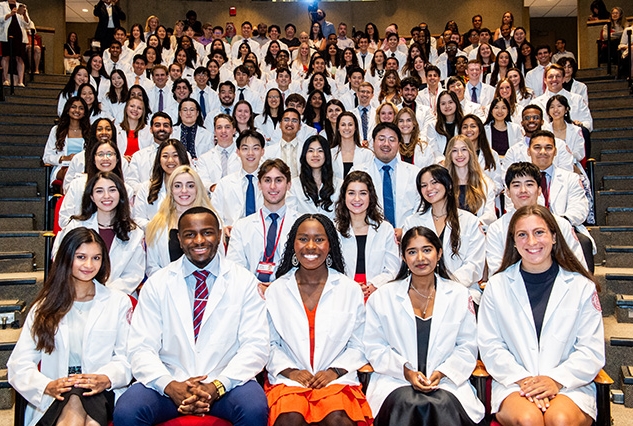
[409,284,435,316]
[98,222,113,228]
[432,212,447,221]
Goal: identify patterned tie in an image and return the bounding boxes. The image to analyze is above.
[238,88,245,101]
[199,91,206,117]
[540,171,550,208]
[224,107,231,115]
[245,174,256,215]
[382,165,395,226]
[135,75,140,85]
[471,86,478,103]
[257,213,279,282]
[361,107,368,141]
[158,89,164,112]
[192,270,210,342]
[221,149,229,177]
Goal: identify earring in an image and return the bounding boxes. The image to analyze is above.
[291,253,299,267]
[326,254,333,268]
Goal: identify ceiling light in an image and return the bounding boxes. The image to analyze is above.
[82,8,88,12]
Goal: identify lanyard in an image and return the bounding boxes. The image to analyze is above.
[260,210,286,263]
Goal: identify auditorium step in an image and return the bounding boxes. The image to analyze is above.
[593,136,633,151]
[594,117,633,130]
[0,233,46,271]
[589,95,633,109]
[0,252,35,274]
[0,271,44,314]
[603,315,633,384]
[0,182,39,198]
[0,113,56,126]
[0,214,35,232]
[604,246,633,268]
[595,191,633,226]
[0,167,46,198]
[0,102,56,116]
[590,227,633,265]
[0,122,51,136]
[602,175,633,190]
[600,149,633,162]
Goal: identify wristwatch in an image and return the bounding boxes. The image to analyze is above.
[212,379,226,399]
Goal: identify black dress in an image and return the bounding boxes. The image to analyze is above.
[2,2,26,58]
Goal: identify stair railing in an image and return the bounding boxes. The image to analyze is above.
[43,232,54,282]
[587,158,596,225]
[627,29,632,93]
[607,21,612,76]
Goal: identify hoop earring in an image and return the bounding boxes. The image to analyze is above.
[326,254,333,268]
[291,253,299,267]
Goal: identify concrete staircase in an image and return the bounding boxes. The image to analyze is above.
[580,67,633,418]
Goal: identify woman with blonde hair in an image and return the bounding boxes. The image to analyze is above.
[395,107,442,167]
[144,15,159,40]
[444,135,497,227]
[375,101,398,125]
[145,165,213,276]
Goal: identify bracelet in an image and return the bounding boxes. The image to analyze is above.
[330,367,345,378]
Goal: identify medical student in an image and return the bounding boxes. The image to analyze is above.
[212,129,265,236]
[478,205,604,426]
[8,227,132,426]
[53,172,145,295]
[402,164,486,303]
[334,171,400,299]
[351,122,421,239]
[195,115,241,192]
[227,159,299,295]
[486,162,587,275]
[263,108,304,178]
[363,226,485,425]
[170,98,214,160]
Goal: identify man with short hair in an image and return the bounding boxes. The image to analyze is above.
[399,77,435,141]
[231,21,260,58]
[103,40,124,74]
[525,44,552,96]
[436,40,464,78]
[463,29,480,55]
[127,113,175,191]
[267,67,299,98]
[352,122,421,235]
[486,161,587,274]
[337,22,355,49]
[254,22,270,47]
[127,54,153,89]
[198,23,214,46]
[492,24,513,50]
[280,23,300,52]
[227,159,299,294]
[168,62,183,82]
[351,82,377,145]
[340,67,366,110]
[93,0,126,49]
[205,81,236,128]
[462,15,483,48]
[552,38,575,63]
[148,65,173,113]
[192,67,220,119]
[264,108,304,178]
[464,60,495,106]
[213,130,266,232]
[198,114,241,190]
[314,8,335,37]
[113,206,269,426]
[384,32,407,71]
[185,9,203,36]
[233,65,264,113]
[418,65,442,112]
[356,34,373,71]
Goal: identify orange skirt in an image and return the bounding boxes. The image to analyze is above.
[266,383,373,426]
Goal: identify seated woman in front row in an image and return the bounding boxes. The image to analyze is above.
[478,205,604,426]
[8,227,132,426]
[265,214,373,426]
[364,226,485,425]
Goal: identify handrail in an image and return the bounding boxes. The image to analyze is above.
[587,158,596,224]
[43,232,54,281]
[627,29,632,92]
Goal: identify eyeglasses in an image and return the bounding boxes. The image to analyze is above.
[96,152,115,159]
[282,117,300,124]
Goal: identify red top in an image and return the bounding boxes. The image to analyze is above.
[125,130,139,157]
[304,303,318,368]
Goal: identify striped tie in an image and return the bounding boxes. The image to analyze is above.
[192,270,210,342]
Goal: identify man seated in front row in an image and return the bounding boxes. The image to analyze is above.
[114,206,269,426]
[486,161,587,275]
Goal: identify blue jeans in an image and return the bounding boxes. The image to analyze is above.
[113,380,268,426]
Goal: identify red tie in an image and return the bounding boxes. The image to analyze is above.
[540,172,550,208]
[192,270,210,342]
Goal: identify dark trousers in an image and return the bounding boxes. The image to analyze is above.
[576,231,595,274]
[113,380,268,426]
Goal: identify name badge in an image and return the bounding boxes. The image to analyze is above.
[256,262,276,275]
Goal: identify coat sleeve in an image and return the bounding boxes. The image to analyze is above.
[561,173,589,226]
[266,309,302,378]
[95,293,133,389]
[225,220,251,271]
[477,280,532,386]
[363,292,409,381]
[7,308,53,408]
[107,231,146,294]
[43,126,63,166]
[451,216,485,286]
[328,287,367,373]
[367,223,401,288]
[541,282,604,389]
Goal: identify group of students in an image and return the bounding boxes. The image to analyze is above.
[23,8,607,426]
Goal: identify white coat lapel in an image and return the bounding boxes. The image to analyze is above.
[396,279,418,368]
[200,260,229,329]
[167,265,196,345]
[58,316,70,374]
[83,284,108,342]
[509,265,537,336]
[541,269,571,330]
[427,278,450,353]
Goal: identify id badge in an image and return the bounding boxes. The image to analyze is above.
[256,262,276,275]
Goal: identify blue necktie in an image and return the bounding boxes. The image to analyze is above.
[361,107,368,141]
[382,165,395,226]
[199,90,206,117]
[471,86,478,103]
[158,89,164,112]
[257,213,279,282]
[245,174,256,216]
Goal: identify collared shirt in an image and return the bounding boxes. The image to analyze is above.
[467,81,482,103]
[182,254,220,310]
[280,138,299,177]
[540,164,555,188]
[261,205,287,236]
[374,156,399,199]
[240,167,259,193]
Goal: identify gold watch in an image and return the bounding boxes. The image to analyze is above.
[212,379,226,399]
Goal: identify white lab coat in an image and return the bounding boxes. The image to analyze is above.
[542,122,586,162]
[145,227,171,278]
[52,214,145,294]
[195,145,242,191]
[338,220,400,288]
[286,177,342,221]
[501,137,575,178]
[478,262,605,419]
[484,122,524,162]
[330,146,375,180]
[533,89,593,131]
[0,2,30,44]
[42,126,85,180]
[126,142,160,193]
[226,207,300,276]
[351,159,421,229]
[486,211,587,275]
[8,283,132,426]
[464,82,496,107]
[363,276,485,421]
[265,269,367,386]
[171,124,214,158]
[212,169,264,227]
[547,165,589,226]
[402,209,485,302]
[57,174,135,229]
[471,174,498,228]
[127,256,269,393]
[131,180,166,230]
